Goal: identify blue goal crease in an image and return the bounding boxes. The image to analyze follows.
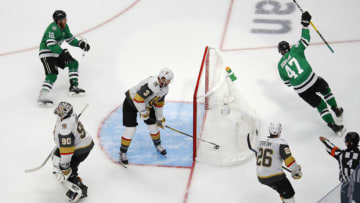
[98,102,194,167]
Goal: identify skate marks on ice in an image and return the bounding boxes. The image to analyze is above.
[98,102,193,168]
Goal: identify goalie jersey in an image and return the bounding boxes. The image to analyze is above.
[256,137,296,183]
[54,113,94,168]
[126,76,168,119]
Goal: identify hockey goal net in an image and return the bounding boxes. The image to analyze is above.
[193,46,259,166]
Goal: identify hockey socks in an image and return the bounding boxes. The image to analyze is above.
[317,99,335,124]
[321,88,337,108]
[120,137,132,153]
[41,74,57,91]
[150,131,161,146]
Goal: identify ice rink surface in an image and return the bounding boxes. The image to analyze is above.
[1,0,360,202]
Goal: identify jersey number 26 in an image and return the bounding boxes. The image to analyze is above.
[257,148,273,167]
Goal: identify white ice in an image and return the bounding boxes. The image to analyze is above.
[1,0,360,202]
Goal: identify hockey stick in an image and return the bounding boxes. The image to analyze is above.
[24,104,89,173]
[24,147,57,173]
[292,0,334,53]
[164,125,220,149]
[247,134,291,173]
[148,118,220,148]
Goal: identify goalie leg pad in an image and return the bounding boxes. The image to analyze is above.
[64,180,83,202]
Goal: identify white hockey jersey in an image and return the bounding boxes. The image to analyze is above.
[127,76,168,119]
[256,137,296,181]
[54,113,93,168]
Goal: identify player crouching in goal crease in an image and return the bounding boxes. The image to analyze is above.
[38,10,90,107]
[52,102,94,202]
[277,11,344,135]
[256,123,302,203]
[119,68,174,165]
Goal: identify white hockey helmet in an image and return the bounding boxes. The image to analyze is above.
[269,122,282,137]
[158,68,174,87]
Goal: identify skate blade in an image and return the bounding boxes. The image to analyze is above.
[118,161,128,168]
[38,101,53,107]
[69,92,86,97]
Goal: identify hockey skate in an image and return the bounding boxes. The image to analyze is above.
[37,89,53,107]
[119,152,128,166]
[69,86,86,96]
[155,144,167,156]
[328,123,346,137]
[331,107,344,122]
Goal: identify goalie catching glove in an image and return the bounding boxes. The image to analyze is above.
[157,117,166,129]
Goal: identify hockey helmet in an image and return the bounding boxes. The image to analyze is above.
[278,41,290,55]
[269,122,282,137]
[345,132,359,149]
[158,68,174,87]
[54,101,73,119]
[53,10,66,22]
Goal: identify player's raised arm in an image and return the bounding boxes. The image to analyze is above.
[297,11,311,50]
[319,136,342,159]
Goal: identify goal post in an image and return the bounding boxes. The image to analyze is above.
[193,46,259,166]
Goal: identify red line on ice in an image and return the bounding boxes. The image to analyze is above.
[0,0,141,57]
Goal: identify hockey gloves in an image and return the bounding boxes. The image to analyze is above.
[54,167,72,183]
[140,109,150,120]
[301,11,312,27]
[59,49,75,65]
[78,40,90,52]
[156,117,166,129]
[291,164,303,180]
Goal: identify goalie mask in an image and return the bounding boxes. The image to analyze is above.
[269,122,282,137]
[54,101,73,119]
[158,68,174,88]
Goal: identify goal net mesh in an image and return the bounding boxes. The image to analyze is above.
[193,47,259,166]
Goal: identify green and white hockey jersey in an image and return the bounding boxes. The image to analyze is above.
[277,27,318,94]
[39,22,79,58]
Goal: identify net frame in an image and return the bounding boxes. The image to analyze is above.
[193,46,258,165]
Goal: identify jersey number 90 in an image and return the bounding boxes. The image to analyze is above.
[257,148,273,167]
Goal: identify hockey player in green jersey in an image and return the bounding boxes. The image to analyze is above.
[38,10,90,106]
[277,11,344,135]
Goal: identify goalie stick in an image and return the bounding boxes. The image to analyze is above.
[247,134,291,173]
[24,104,89,173]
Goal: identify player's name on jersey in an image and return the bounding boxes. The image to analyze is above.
[259,141,272,148]
[280,54,293,68]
